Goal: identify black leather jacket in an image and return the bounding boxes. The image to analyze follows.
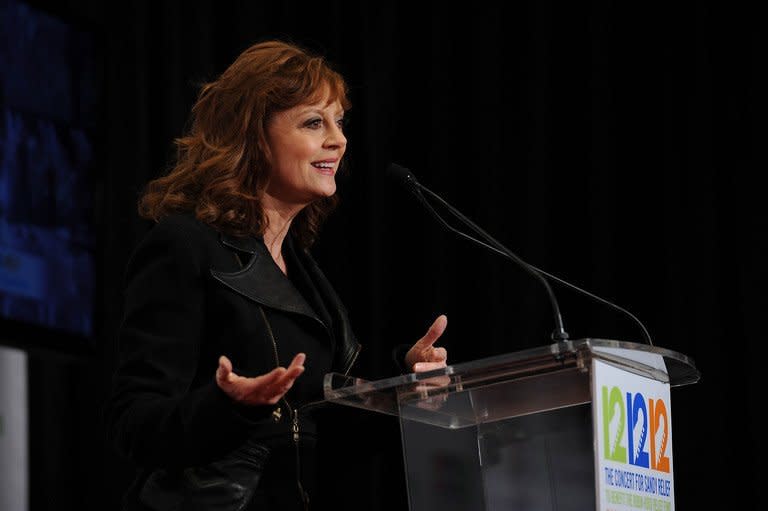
[104,213,361,510]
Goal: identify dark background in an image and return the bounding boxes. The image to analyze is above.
[4,0,765,509]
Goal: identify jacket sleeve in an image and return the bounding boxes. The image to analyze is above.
[392,343,411,374]
[103,216,271,469]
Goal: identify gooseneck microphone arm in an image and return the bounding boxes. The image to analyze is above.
[387,162,654,346]
[387,163,570,342]
[418,184,654,346]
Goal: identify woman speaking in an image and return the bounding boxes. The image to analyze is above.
[104,39,448,511]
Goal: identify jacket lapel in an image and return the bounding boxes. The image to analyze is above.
[210,233,324,326]
[292,243,361,371]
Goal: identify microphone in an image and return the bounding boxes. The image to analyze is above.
[386,163,420,193]
[386,162,654,346]
[387,163,569,342]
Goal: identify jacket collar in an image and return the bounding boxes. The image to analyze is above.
[220,232,260,255]
[211,232,325,327]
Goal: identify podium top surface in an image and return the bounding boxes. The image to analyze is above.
[323,339,699,423]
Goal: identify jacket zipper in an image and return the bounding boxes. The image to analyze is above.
[258,306,310,510]
[283,344,359,510]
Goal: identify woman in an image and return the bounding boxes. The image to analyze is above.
[104,39,448,511]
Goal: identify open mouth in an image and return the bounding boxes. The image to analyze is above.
[311,161,336,175]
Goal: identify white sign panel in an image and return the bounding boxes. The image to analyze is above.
[0,346,28,511]
[592,358,674,511]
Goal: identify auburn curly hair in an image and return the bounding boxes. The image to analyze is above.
[138,39,351,247]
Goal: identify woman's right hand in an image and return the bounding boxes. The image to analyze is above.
[215,353,306,406]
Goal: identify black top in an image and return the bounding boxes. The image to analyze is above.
[275,234,334,408]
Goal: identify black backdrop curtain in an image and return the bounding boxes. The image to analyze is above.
[20,0,764,509]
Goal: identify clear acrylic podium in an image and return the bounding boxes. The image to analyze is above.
[323,339,699,511]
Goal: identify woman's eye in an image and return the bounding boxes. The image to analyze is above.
[305,118,323,129]
[336,118,346,130]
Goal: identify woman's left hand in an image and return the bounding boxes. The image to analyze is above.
[405,314,448,372]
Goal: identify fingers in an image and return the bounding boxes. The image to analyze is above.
[216,355,233,384]
[257,366,288,388]
[270,353,306,392]
[428,346,448,363]
[285,353,306,376]
[260,367,292,404]
[414,361,447,372]
[416,314,448,349]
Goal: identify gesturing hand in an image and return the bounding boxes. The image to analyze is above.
[215,353,306,406]
[405,314,448,373]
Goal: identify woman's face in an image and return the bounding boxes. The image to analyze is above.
[264,93,347,207]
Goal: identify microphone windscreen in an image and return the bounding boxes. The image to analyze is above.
[386,163,418,189]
